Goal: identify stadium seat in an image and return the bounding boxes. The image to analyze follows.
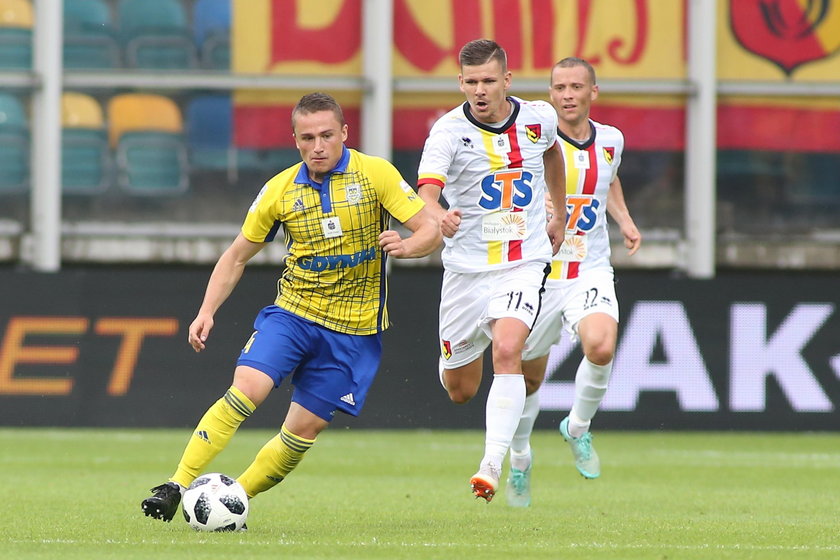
[193,0,230,70]
[108,93,189,195]
[117,0,198,69]
[0,91,29,191]
[61,92,110,194]
[185,94,233,171]
[0,0,33,69]
[63,0,121,69]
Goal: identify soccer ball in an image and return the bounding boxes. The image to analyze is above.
[182,473,249,532]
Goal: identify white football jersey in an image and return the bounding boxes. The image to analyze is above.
[548,119,624,281]
[418,96,558,273]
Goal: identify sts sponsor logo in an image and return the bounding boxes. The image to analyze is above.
[478,170,534,211]
[566,195,599,233]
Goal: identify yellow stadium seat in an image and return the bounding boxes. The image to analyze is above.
[107,93,188,195]
[62,92,105,129]
[107,93,183,147]
[0,0,33,27]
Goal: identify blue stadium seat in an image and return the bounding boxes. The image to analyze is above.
[185,94,299,180]
[62,92,110,194]
[193,0,230,70]
[118,0,198,69]
[185,94,232,171]
[0,91,29,191]
[0,0,33,69]
[63,0,121,69]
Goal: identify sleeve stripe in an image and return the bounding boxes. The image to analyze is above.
[418,174,446,189]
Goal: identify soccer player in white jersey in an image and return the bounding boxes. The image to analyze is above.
[505,57,641,506]
[417,39,567,503]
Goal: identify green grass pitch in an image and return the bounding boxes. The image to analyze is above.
[2,428,838,559]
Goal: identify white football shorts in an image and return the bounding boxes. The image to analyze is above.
[438,260,549,369]
[522,267,619,360]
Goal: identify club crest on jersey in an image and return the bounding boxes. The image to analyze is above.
[441,339,452,359]
[345,183,362,204]
[603,147,615,165]
[525,124,541,143]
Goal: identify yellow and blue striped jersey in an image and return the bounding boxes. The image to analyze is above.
[242,147,425,335]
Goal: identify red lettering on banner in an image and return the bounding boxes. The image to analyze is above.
[394,0,482,71]
[607,0,647,64]
[531,0,556,68]
[575,0,648,65]
[270,0,361,66]
[490,0,523,69]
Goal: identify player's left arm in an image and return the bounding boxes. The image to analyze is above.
[379,205,441,258]
[543,141,567,254]
[607,175,641,256]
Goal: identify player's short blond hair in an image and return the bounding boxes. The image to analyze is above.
[553,57,597,85]
[292,92,346,130]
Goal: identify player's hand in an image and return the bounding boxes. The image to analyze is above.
[379,229,409,258]
[188,313,214,352]
[622,222,642,256]
[544,191,555,221]
[441,209,461,238]
[545,214,566,255]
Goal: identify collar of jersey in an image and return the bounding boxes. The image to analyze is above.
[556,120,596,150]
[294,145,350,213]
[462,96,520,133]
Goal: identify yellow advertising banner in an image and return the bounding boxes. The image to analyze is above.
[234,0,840,80]
[232,0,840,151]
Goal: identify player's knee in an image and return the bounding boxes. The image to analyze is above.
[492,339,524,366]
[585,341,615,367]
[447,387,475,404]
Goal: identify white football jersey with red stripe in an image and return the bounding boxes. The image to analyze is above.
[418,97,558,273]
[548,119,624,281]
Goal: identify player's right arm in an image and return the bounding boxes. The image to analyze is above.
[188,233,266,352]
[417,117,463,238]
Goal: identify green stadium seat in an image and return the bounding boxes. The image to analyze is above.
[118,0,198,69]
[0,91,29,191]
[0,0,32,69]
[63,0,121,69]
[62,92,110,194]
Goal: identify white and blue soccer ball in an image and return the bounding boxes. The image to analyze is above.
[182,472,249,532]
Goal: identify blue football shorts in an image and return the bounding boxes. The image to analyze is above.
[236,305,382,422]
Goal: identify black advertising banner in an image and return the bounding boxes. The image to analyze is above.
[0,266,838,430]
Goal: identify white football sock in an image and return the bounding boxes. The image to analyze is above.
[568,358,612,438]
[509,392,540,471]
[482,374,526,468]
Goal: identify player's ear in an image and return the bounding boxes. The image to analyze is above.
[340,124,348,142]
[590,84,599,102]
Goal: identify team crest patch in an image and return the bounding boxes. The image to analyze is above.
[525,124,541,143]
[345,183,362,204]
[441,339,452,360]
[603,146,615,165]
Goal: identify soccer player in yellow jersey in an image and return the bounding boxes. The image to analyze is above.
[141,92,440,524]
